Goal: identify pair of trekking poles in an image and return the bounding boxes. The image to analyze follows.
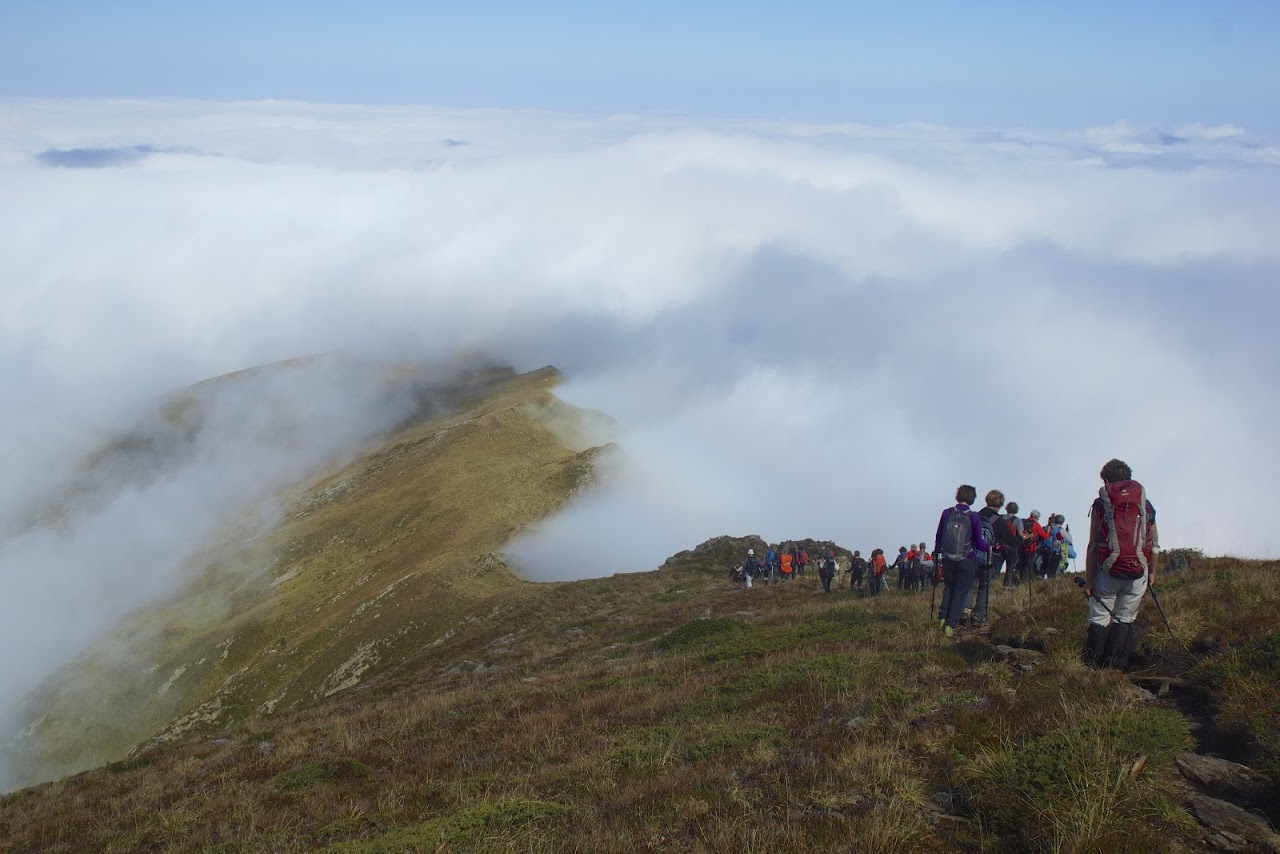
[1073,576,1180,647]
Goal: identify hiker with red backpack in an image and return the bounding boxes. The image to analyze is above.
[934,485,992,637]
[1084,459,1159,669]
[1020,509,1049,580]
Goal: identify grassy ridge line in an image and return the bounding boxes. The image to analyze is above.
[11,364,605,788]
[4,551,1277,852]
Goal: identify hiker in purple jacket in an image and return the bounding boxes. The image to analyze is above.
[933,484,992,637]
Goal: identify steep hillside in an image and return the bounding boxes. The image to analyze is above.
[9,363,610,788]
[2,544,1279,852]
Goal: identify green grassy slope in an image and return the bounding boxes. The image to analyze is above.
[11,364,609,788]
[3,546,1279,852]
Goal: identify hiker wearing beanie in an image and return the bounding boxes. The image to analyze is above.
[998,502,1025,586]
[1084,459,1159,669]
[934,485,991,637]
[849,550,867,592]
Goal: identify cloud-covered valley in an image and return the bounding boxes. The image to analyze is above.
[1,98,1277,762]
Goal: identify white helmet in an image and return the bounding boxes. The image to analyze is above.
[747,549,755,555]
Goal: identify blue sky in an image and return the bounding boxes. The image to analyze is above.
[2,1,1277,128]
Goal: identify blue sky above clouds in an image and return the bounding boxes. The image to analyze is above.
[1,1,1278,128]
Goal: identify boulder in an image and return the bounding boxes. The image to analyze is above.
[1186,793,1280,853]
[1178,753,1273,807]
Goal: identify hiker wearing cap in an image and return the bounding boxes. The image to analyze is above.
[934,485,992,637]
[742,549,760,589]
[1084,459,1159,669]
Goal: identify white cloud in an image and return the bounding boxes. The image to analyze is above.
[1,97,1278,781]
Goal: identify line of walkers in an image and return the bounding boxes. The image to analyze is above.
[934,486,1078,636]
[731,459,1159,669]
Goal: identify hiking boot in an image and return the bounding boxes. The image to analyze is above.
[944,625,954,638]
[938,619,946,629]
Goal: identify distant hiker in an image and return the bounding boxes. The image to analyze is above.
[997,502,1024,586]
[819,552,838,593]
[1045,514,1075,577]
[1084,459,1159,669]
[893,546,909,590]
[869,549,887,596]
[765,546,779,582]
[780,549,795,580]
[1021,509,1049,581]
[904,545,920,592]
[918,543,935,589]
[934,485,991,637]
[742,548,761,590]
[797,547,809,576]
[970,489,1004,626]
[849,550,867,592]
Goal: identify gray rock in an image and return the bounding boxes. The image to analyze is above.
[1121,683,1158,703]
[256,740,275,755]
[1187,793,1280,852]
[1178,753,1272,805]
[211,738,233,747]
[992,645,1045,664]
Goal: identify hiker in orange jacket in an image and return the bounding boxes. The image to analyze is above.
[869,549,887,596]
[780,550,795,580]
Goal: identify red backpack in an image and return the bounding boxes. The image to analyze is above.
[1092,479,1155,579]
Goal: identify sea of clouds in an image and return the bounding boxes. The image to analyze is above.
[1,99,1278,776]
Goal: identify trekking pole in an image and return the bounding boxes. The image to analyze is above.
[1073,577,1117,621]
[1146,584,1181,647]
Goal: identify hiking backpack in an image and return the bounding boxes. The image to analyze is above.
[997,515,1020,551]
[976,513,996,567]
[939,509,973,561]
[1092,480,1155,579]
[1021,518,1039,553]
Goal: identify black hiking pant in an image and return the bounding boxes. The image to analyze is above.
[820,572,833,593]
[938,557,977,629]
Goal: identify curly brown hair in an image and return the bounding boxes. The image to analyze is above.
[1100,458,1133,483]
[956,484,977,505]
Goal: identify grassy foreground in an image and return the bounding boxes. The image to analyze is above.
[2,544,1277,852]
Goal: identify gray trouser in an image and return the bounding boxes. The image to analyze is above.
[1089,570,1147,626]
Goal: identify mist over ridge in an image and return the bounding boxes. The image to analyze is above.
[1,99,1278,779]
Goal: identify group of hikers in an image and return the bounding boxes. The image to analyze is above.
[732,458,1160,669]
[732,501,1076,600]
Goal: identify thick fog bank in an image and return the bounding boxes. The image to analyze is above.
[2,100,1277,777]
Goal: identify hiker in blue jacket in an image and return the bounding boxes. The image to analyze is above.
[934,484,992,637]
